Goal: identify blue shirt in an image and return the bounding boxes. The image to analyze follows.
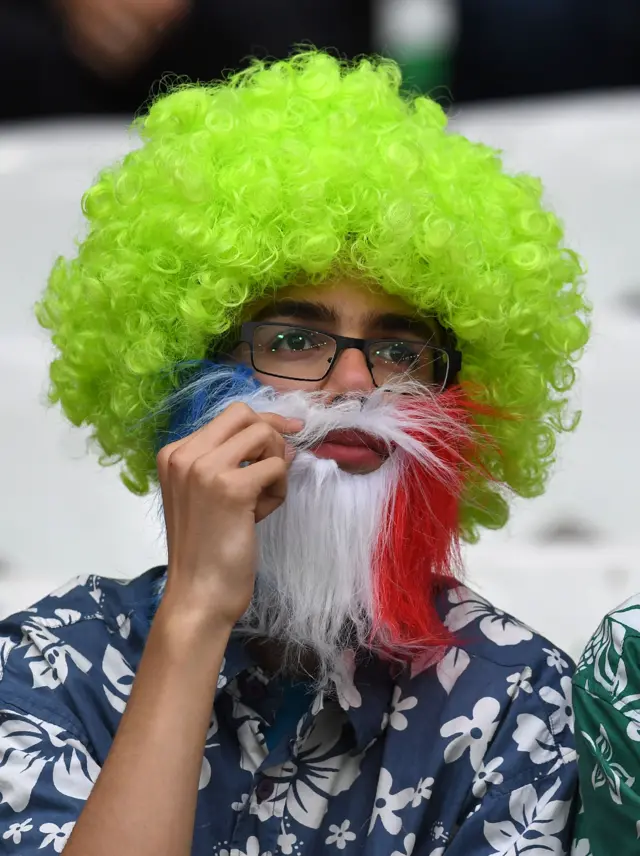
[0,568,578,855]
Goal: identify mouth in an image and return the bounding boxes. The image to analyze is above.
[310,429,392,470]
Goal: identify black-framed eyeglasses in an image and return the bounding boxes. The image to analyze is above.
[218,321,461,391]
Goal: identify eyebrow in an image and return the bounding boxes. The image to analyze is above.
[252,300,437,338]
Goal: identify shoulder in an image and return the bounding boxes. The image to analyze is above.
[441,583,575,676]
[573,592,640,735]
[405,584,577,794]
[0,568,164,727]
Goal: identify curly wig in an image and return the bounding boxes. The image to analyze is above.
[36,50,590,540]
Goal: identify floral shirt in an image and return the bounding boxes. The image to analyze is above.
[573,593,640,856]
[0,568,577,855]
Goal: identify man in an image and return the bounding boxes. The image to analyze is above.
[0,52,588,855]
[0,0,370,120]
[572,596,640,855]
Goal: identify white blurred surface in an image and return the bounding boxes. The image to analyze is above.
[1,96,640,658]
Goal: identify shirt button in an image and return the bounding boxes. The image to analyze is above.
[255,778,275,802]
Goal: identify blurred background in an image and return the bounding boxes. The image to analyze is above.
[1,0,640,659]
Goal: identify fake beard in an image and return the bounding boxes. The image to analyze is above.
[164,365,480,683]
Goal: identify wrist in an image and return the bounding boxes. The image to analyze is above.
[154,591,236,639]
[149,594,234,681]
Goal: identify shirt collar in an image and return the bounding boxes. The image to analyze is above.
[140,567,422,752]
[215,636,396,751]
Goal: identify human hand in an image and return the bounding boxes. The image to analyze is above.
[156,403,303,629]
[56,0,190,78]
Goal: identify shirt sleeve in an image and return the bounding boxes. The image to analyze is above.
[0,703,100,853]
[573,683,640,856]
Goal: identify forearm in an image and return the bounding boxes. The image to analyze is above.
[65,599,231,856]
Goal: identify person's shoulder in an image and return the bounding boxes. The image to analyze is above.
[405,583,578,796]
[441,582,575,677]
[0,567,165,716]
[574,591,640,699]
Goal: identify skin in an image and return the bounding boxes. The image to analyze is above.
[237,277,437,474]
[63,277,429,856]
[55,0,190,78]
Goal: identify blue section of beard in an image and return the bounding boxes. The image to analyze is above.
[159,361,262,448]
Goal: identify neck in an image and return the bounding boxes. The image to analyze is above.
[245,636,321,680]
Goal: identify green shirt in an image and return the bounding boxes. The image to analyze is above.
[573,595,640,855]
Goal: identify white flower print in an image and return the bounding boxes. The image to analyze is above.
[0,711,100,812]
[114,613,131,639]
[0,636,18,681]
[506,667,533,700]
[39,822,75,853]
[219,835,272,856]
[625,713,640,743]
[368,767,415,835]
[277,826,297,855]
[436,647,470,695]
[539,676,574,735]
[249,707,363,829]
[543,647,569,674]
[325,820,357,849]
[21,617,92,690]
[412,776,434,806]
[385,686,418,731]
[2,818,33,844]
[102,644,134,713]
[573,839,593,856]
[445,587,533,646]
[231,688,268,774]
[581,724,635,804]
[440,697,501,771]
[472,756,504,798]
[431,822,448,842]
[391,833,416,856]
[198,714,220,790]
[484,776,571,855]
[231,793,250,812]
[512,714,559,766]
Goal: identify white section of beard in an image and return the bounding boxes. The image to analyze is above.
[239,451,399,681]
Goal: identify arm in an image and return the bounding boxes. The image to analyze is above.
[26,404,300,856]
[61,601,229,856]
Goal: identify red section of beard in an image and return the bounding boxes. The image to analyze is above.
[372,388,491,652]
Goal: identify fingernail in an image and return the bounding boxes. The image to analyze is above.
[285,442,297,462]
[286,418,305,432]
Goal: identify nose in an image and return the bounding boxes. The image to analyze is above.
[323,347,376,395]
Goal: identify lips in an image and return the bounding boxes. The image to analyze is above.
[315,429,391,456]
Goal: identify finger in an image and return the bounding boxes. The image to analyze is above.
[212,421,287,470]
[184,422,286,494]
[158,403,302,471]
[235,457,289,522]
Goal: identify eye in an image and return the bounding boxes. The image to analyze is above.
[371,340,425,366]
[269,329,320,353]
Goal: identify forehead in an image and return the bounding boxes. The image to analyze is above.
[251,276,418,319]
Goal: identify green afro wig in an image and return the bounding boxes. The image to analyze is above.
[36,50,590,540]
